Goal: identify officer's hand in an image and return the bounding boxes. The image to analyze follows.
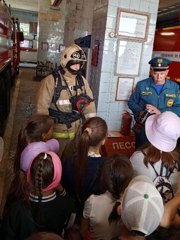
[146,104,161,114]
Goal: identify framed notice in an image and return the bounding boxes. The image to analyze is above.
[116,77,134,101]
[116,8,149,41]
[115,40,142,76]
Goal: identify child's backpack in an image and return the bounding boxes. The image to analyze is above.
[151,162,175,204]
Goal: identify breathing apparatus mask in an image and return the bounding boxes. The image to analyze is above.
[60,44,86,75]
[66,60,83,75]
[70,94,94,113]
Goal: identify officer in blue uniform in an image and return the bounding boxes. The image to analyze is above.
[128,57,180,148]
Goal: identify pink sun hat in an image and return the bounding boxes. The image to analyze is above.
[20,139,59,172]
[145,111,180,152]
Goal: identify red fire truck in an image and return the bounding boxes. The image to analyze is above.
[0,0,21,136]
[153,26,180,83]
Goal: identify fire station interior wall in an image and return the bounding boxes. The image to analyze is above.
[90,0,159,131]
[63,0,94,46]
[37,0,66,67]
[20,50,37,63]
[37,0,95,71]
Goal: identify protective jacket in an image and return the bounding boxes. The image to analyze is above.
[128,77,180,120]
[36,68,96,136]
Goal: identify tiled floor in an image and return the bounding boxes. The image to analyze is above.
[0,68,41,217]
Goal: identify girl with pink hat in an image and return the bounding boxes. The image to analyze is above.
[1,152,75,240]
[130,111,180,204]
[4,114,61,216]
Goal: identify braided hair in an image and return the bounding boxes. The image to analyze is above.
[30,152,54,224]
[3,115,54,217]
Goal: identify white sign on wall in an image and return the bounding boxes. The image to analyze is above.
[116,40,142,76]
[153,51,180,63]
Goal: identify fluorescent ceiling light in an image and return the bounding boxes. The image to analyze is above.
[160,32,175,36]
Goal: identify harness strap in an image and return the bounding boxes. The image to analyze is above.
[52,70,67,102]
[52,67,86,103]
[48,108,82,129]
[50,67,87,129]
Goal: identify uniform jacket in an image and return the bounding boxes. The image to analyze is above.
[128,77,180,119]
[36,69,96,133]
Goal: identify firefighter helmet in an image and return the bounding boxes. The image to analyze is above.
[60,44,86,69]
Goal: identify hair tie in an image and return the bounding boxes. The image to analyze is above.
[84,127,92,135]
[43,153,47,159]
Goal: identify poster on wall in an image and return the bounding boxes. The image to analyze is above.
[115,40,142,76]
[116,77,134,101]
[115,8,150,41]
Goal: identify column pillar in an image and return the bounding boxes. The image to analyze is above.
[91,0,159,130]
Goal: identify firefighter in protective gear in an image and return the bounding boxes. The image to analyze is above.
[36,44,96,158]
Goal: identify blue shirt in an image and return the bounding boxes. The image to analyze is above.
[153,83,164,95]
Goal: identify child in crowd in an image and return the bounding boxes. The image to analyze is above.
[64,225,83,240]
[62,116,108,223]
[26,232,63,240]
[4,139,62,216]
[26,226,83,240]
[130,111,180,204]
[113,175,164,240]
[14,114,55,172]
[80,154,133,240]
[20,140,59,172]
[4,114,59,216]
[1,152,75,240]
